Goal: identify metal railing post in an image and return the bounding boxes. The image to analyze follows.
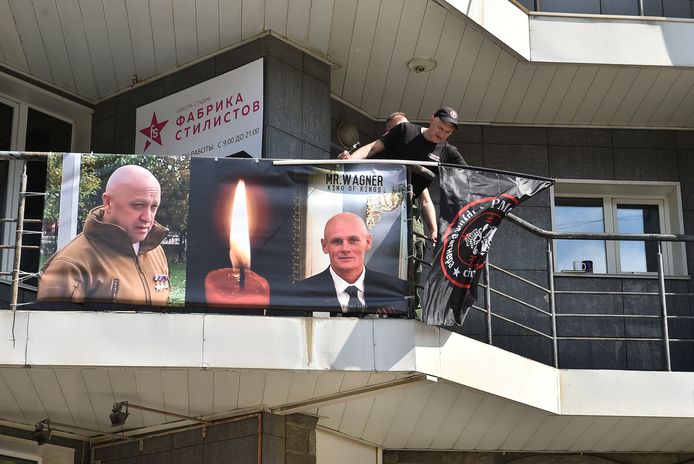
[406,170,416,319]
[10,161,27,313]
[547,242,558,368]
[657,241,672,371]
[485,258,492,345]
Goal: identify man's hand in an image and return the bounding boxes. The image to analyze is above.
[428,229,438,245]
[337,150,351,160]
[349,140,382,160]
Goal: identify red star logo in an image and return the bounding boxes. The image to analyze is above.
[139,112,168,152]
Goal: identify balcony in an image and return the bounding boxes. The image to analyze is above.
[2,152,694,454]
[2,152,693,371]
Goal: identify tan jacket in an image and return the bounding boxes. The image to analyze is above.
[38,206,170,306]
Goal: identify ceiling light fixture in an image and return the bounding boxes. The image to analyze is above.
[407,56,437,73]
[110,401,130,427]
[336,121,360,148]
[33,420,52,446]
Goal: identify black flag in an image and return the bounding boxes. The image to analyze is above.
[422,165,554,326]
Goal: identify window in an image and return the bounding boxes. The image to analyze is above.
[552,180,686,276]
[516,0,537,11]
[616,203,660,272]
[601,0,640,15]
[555,197,608,273]
[527,0,694,18]
[0,81,89,287]
[541,0,602,14]
[0,76,91,291]
[0,101,13,150]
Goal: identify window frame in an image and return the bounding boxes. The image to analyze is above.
[0,95,21,150]
[551,179,686,277]
[0,74,92,287]
[612,198,667,273]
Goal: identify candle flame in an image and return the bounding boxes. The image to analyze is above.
[229,181,250,269]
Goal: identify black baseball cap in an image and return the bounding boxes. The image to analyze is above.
[433,107,460,129]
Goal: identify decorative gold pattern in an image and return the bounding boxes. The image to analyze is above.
[291,186,303,283]
[365,191,403,230]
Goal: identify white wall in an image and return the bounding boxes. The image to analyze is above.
[316,428,379,464]
[530,15,694,66]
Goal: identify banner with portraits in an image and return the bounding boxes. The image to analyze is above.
[37,154,409,315]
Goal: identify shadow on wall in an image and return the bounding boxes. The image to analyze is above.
[329,319,451,371]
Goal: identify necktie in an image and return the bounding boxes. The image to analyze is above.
[345,285,363,312]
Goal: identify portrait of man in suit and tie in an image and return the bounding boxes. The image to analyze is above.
[293,212,408,315]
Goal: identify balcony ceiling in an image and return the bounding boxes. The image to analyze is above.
[2,312,694,453]
[2,365,694,453]
[1,0,694,128]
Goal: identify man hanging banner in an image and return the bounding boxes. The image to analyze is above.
[422,165,554,326]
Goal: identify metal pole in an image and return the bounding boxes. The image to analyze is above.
[10,161,27,313]
[547,243,558,368]
[485,258,492,345]
[657,241,672,371]
[638,0,644,15]
[406,169,416,318]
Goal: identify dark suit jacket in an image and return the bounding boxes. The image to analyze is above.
[292,267,409,315]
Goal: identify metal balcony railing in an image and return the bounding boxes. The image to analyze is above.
[416,213,694,371]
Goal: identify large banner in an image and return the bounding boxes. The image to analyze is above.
[421,165,554,326]
[37,154,409,315]
[135,59,263,158]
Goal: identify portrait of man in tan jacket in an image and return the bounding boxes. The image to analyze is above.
[38,164,170,306]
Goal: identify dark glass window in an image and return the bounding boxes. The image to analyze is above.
[0,101,12,150]
[0,160,7,246]
[516,0,537,10]
[554,198,607,273]
[536,0,693,16]
[25,108,72,151]
[541,0,602,14]
[617,204,660,272]
[20,108,72,285]
[0,103,12,272]
[643,0,665,15]
[601,0,640,14]
[662,0,692,17]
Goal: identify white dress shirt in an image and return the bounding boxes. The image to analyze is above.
[328,266,366,313]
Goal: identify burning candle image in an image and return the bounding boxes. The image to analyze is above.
[204,180,270,307]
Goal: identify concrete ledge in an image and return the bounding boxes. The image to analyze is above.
[3,311,694,419]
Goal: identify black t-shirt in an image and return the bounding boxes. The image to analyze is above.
[376,122,466,195]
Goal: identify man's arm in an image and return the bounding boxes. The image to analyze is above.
[419,188,438,243]
[338,140,385,160]
[37,259,86,302]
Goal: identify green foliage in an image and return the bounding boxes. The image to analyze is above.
[43,154,63,227]
[42,154,102,256]
[168,261,187,305]
[75,154,190,242]
[43,153,190,255]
